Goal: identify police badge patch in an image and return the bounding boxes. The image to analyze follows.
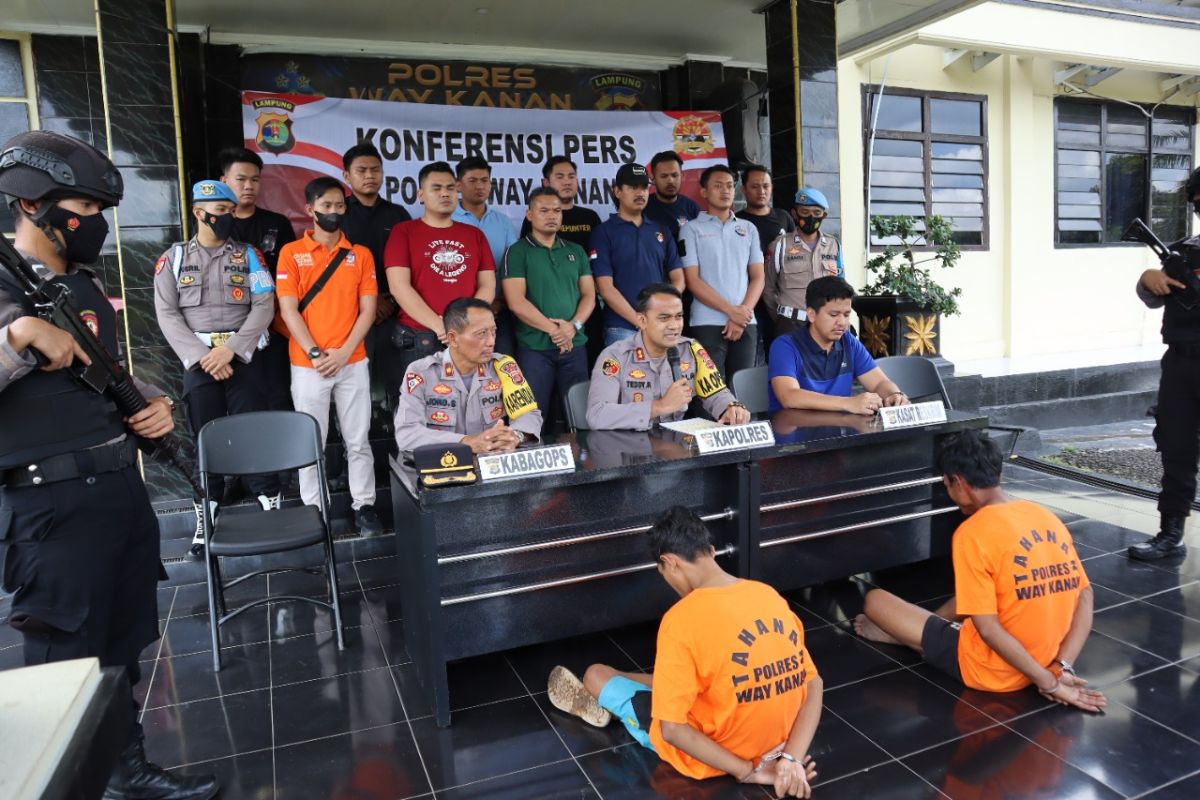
[601,358,620,378]
[405,372,424,394]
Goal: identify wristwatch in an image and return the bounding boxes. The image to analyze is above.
[572,320,583,333]
[307,346,322,361]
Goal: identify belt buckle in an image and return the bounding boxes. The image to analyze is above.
[209,331,233,348]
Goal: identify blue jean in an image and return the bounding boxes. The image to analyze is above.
[515,345,589,419]
[604,327,638,347]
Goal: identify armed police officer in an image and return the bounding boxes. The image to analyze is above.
[0,131,218,799]
[154,180,281,552]
[586,283,750,431]
[1130,167,1200,561]
[394,297,543,453]
[763,188,844,339]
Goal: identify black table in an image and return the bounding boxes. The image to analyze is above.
[390,409,987,725]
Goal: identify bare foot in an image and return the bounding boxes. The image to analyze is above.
[853,613,901,645]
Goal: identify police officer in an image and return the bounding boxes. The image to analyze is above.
[586,283,749,430]
[763,188,844,338]
[1130,166,1200,561]
[154,180,280,552]
[394,297,543,453]
[0,131,218,799]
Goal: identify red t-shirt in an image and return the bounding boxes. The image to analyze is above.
[383,218,496,330]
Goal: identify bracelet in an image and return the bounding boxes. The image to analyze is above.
[886,391,906,399]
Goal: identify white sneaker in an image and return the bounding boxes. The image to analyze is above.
[257,493,282,511]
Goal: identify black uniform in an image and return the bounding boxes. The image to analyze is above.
[0,262,162,673]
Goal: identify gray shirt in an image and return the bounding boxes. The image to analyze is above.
[681,212,761,327]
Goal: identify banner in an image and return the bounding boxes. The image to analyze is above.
[241,92,727,230]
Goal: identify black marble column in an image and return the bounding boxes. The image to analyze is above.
[764,0,841,236]
[97,0,190,501]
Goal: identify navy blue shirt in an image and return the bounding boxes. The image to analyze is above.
[767,323,877,412]
[645,193,700,244]
[589,215,682,330]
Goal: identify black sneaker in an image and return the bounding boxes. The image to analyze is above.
[354,504,384,536]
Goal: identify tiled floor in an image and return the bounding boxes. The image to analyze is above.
[5,464,1200,797]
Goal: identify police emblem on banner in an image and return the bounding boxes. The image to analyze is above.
[589,73,647,111]
[672,115,715,156]
[253,97,298,155]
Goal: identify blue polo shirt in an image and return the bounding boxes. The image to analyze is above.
[767,324,877,412]
[452,204,518,272]
[589,215,682,330]
[645,193,700,243]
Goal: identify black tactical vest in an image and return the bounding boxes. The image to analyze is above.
[0,266,126,467]
[1162,236,1200,345]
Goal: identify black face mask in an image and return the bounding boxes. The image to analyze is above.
[201,211,235,241]
[797,216,823,235]
[41,204,109,264]
[314,211,344,233]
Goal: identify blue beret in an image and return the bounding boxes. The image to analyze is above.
[793,187,829,210]
[192,179,238,204]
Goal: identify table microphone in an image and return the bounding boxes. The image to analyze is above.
[667,346,682,381]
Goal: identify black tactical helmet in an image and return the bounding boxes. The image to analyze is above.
[0,130,123,210]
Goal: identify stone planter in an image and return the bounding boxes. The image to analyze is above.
[852,295,942,359]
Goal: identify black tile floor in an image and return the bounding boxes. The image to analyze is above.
[5,463,1200,797]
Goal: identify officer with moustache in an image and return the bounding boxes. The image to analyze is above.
[0,131,218,799]
[586,283,749,431]
[155,180,281,553]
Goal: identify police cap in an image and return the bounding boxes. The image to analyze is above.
[191,179,238,204]
[793,187,829,211]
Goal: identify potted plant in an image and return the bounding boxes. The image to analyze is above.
[855,214,962,359]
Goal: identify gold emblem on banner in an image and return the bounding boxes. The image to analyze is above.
[672,115,715,156]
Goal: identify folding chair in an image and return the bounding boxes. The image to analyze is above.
[730,365,769,415]
[197,410,345,671]
[566,380,591,432]
[875,356,953,407]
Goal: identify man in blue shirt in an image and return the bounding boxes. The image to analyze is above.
[453,156,519,355]
[645,151,700,246]
[590,162,685,346]
[768,277,909,414]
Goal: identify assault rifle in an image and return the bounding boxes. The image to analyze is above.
[0,234,201,495]
[1121,218,1200,309]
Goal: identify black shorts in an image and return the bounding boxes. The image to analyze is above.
[921,615,963,683]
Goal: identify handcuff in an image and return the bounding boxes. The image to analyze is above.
[739,751,800,783]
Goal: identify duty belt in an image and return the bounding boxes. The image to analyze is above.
[1,437,138,488]
[777,305,805,321]
[1169,342,1200,359]
[195,330,235,348]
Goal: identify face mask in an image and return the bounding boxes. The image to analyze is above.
[314,211,344,233]
[797,216,823,235]
[201,211,234,241]
[41,204,109,264]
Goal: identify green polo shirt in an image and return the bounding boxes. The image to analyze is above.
[502,235,591,351]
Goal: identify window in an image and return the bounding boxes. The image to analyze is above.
[0,34,37,235]
[863,87,989,249]
[1055,98,1194,246]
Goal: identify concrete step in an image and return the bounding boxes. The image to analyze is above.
[981,388,1157,430]
[976,361,1159,407]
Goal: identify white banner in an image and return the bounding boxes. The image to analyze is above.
[241,91,727,230]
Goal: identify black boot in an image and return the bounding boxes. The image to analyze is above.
[1129,515,1187,561]
[103,723,219,800]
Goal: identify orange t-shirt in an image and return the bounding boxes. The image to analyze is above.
[649,580,818,780]
[954,499,1090,692]
[275,231,377,368]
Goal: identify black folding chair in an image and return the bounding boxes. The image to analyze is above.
[197,411,345,671]
[875,356,952,407]
[731,365,769,415]
[566,380,591,432]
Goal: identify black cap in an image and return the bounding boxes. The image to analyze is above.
[413,443,477,488]
[614,162,650,187]
[0,130,123,208]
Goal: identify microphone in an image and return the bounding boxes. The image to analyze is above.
[667,346,682,381]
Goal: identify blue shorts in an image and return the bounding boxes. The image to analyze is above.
[597,675,655,751]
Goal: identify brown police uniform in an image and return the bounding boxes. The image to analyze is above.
[585,332,738,430]
[763,232,842,336]
[394,349,544,452]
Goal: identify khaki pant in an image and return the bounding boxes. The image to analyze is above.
[290,359,375,510]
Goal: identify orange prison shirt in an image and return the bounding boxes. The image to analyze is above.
[649,580,818,780]
[275,231,377,368]
[954,499,1090,692]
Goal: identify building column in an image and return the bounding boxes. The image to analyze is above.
[96,0,190,500]
[763,0,841,235]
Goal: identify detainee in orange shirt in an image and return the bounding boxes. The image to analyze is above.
[275,176,383,535]
[548,507,824,798]
[854,430,1107,712]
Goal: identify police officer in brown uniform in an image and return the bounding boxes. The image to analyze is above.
[763,188,844,338]
[394,297,543,453]
[154,180,280,550]
[586,283,749,431]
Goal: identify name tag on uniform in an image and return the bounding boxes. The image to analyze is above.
[694,421,775,454]
[878,401,948,430]
[478,443,576,482]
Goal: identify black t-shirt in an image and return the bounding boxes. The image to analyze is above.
[342,195,412,288]
[519,205,603,251]
[736,208,794,259]
[229,207,296,276]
